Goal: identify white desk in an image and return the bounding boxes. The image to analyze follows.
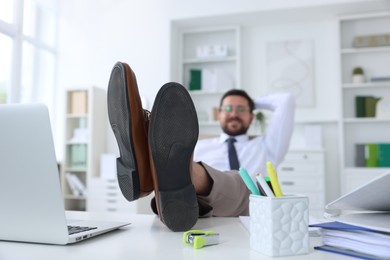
[0,211,349,260]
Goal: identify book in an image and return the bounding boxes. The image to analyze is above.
[201,68,234,92]
[365,144,378,167]
[189,69,201,91]
[70,174,86,195]
[70,144,87,168]
[65,172,86,196]
[65,172,81,196]
[70,91,88,114]
[355,96,366,118]
[370,76,390,82]
[378,143,390,167]
[355,144,365,167]
[356,143,390,167]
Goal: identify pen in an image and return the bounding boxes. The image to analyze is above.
[256,173,275,197]
[263,176,274,193]
[239,167,260,195]
[266,161,283,197]
[255,181,266,196]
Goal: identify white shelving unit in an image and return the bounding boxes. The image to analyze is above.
[177,26,241,134]
[338,12,390,194]
[61,86,106,211]
[170,5,390,205]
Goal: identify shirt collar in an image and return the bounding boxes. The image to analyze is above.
[219,133,249,143]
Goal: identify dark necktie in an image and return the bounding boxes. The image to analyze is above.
[227,137,240,170]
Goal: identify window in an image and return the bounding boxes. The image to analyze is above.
[0,34,12,103]
[0,0,14,24]
[0,0,58,111]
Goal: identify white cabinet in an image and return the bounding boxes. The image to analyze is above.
[61,87,106,211]
[88,178,137,213]
[338,12,390,194]
[176,26,241,134]
[277,150,325,218]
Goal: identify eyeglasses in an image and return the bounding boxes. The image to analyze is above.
[219,105,250,114]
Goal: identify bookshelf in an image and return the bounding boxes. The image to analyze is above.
[174,26,241,134]
[61,86,106,211]
[338,12,390,194]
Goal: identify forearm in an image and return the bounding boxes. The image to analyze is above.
[254,92,294,112]
[256,93,295,165]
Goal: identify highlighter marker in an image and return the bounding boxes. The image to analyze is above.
[239,167,260,195]
[266,161,283,197]
[264,177,274,193]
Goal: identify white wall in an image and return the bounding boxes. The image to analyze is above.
[242,21,340,121]
[240,20,342,203]
[56,0,384,156]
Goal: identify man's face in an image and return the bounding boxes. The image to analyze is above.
[218,95,254,136]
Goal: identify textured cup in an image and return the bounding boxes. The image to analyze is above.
[249,194,309,257]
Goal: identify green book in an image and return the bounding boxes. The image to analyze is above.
[378,143,390,167]
[189,69,201,91]
[79,144,87,167]
[70,145,77,167]
[71,144,87,168]
[355,96,367,118]
[365,143,378,167]
[365,97,381,117]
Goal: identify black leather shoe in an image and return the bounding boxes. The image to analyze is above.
[150,197,158,215]
[107,62,153,201]
[148,82,199,232]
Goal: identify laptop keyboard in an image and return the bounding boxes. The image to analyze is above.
[68,225,97,235]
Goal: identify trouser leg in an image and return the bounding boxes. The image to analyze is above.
[196,162,250,217]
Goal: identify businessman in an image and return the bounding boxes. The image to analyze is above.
[194,89,295,179]
[107,62,294,232]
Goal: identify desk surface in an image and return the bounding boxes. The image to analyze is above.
[0,211,349,260]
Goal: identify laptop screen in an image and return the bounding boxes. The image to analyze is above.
[0,104,69,244]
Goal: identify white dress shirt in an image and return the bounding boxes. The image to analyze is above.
[194,92,295,179]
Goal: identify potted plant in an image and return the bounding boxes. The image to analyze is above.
[352,67,365,84]
[254,110,266,134]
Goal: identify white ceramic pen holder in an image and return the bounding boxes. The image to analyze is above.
[249,194,309,257]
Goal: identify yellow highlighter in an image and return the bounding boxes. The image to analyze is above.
[266,161,283,197]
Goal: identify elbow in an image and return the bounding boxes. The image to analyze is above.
[281,92,296,110]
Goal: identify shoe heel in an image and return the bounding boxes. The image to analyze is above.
[158,184,198,232]
[117,158,140,201]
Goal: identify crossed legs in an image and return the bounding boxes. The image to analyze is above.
[107,62,249,232]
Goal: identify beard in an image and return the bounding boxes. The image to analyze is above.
[221,117,249,136]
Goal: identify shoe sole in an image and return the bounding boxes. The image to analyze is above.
[149,82,199,232]
[107,63,140,201]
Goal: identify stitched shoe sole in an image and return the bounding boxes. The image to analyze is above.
[149,82,199,232]
[107,63,140,201]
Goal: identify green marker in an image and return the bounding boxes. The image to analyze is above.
[239,167,260,195]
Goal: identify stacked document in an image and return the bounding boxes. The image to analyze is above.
[311,171,390,260]
[311,221,390,259]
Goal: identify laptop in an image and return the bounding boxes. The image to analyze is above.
[0,103,130,244]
